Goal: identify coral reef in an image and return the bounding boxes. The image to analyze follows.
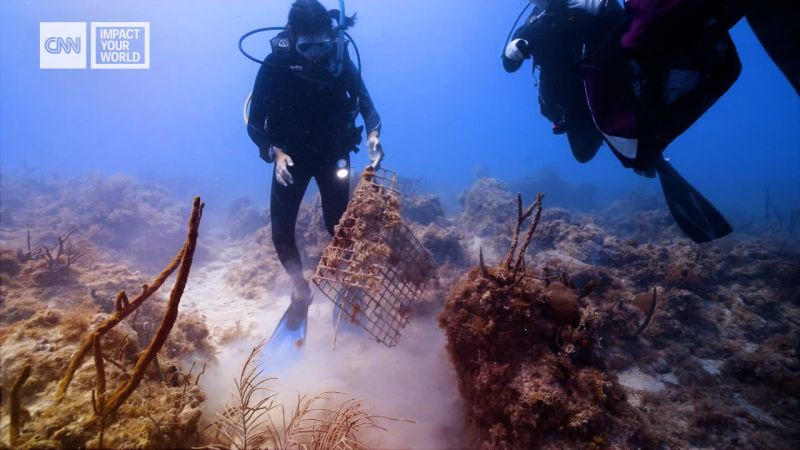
[222,199,328,300]
[1,197,213,449]
[415,223,466,267]
[225,198,268,240]
[458,178,516,262]
[402,194,447,226]
[764,189,800,237]
[0,173,194,272]
[439,194,655,449]
[4,169,795,449]
[509,166,598,211]
[448,177,800,449]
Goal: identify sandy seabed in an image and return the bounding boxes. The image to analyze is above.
[1,172,798,449]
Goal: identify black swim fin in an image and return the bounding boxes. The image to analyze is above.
[655,157,733,243]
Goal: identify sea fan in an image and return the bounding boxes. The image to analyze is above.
[208,342,405,450]
[212,342,279,450]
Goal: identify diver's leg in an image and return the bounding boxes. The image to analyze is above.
[315,155,351,236]
[314,154,361,330]
[635,32,741,170]
[746,4,800,96]
[270,163,313,291]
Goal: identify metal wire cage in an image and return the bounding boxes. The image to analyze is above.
[312,167,436,347]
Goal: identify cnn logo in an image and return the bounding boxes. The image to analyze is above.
[44,36,81,54]
[40,22,87,69]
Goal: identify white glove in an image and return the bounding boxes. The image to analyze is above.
[273,147,295,186]
[505,39,529,62]
[367,131,384,168]
[567,0,604,15]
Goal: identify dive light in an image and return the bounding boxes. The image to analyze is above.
[336,158,349,179]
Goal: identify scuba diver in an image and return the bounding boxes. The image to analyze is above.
[246,0,383,351]
[503,0,611,165]
[503,0,798,243]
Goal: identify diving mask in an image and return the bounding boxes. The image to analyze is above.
[296,35,335,61]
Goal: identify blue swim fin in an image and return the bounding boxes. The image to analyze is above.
[260,294,311,368]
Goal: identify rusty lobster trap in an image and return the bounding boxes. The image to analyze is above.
[312,167,436,347]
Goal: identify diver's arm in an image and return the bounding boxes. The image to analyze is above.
[348,61,382,135]
[503,25,533,73]
[247,58,280,163]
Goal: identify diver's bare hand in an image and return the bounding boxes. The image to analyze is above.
[367,131,384,168]
[274,147,295,186]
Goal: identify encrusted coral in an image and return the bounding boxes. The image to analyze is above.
[439,194,655,449]
[1,197,211,449]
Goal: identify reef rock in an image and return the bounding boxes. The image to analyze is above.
[439,195,656,449]
[225,197,267,240]
[0,173,191,272]
[402,194,447,226]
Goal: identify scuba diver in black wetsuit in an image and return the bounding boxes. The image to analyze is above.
[503,0,613,164]
[246,0,383,346]
[502,0,798,243]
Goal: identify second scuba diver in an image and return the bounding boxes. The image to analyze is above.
[246,0,383,349]
[502,0,799,243]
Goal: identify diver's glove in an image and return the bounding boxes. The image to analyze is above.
[367,131,384,169]
[505,39,530,62]
[273,147,295,186]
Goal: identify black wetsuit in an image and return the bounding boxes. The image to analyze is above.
[247,33,381,279]
[745,0,800,96]
[503,1,745,171]
[502,3,616,164]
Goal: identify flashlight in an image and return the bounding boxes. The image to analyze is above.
[336,158,349,179]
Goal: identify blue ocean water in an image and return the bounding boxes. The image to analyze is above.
[1,0,798,219]
[2,3,799,449]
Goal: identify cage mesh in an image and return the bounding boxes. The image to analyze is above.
[312,167,435,347]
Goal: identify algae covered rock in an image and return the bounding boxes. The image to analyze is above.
[439,194,656,449]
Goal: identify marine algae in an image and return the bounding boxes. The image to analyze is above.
[3,197,206,449]
[439,193,656,449]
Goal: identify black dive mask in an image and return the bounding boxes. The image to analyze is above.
[296,37,335,62]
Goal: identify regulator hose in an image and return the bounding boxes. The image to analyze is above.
[238,27,361,75]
